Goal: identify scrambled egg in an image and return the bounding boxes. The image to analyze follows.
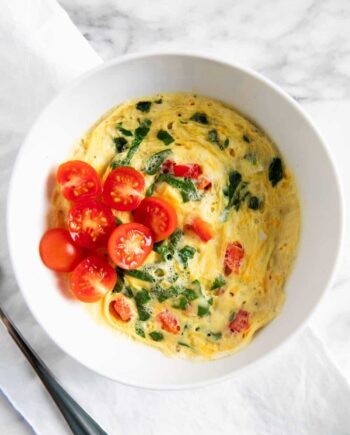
[51,93,300,359]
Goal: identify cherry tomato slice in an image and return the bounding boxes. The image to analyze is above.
[109,295,132,322]
[133,197,177,242]
[156,310,180,334]
[173,163,201,179]
[108,223,153,270]
[57,160,101,202]
[191,217,215,242]
[102,167,145,211]
[228,309,250,333]
[161,159,174,174]
[67,199,115,249]
[224,242,245,275]
[39,228,84,272]
[70,255,117,303]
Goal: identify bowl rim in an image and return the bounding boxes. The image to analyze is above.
[6,50,345,390]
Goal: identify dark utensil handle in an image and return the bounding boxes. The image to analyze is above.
[0,306,107,435]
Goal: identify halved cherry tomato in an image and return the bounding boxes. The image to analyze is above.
[156,310,180,334]
[228,309,250,333]
[133,197,177,242]
[39,228,84,272]
[197,175,212,190]
[191,217,215,242]
[67,199,115,249]
[102,167,145,211]
[224,242,245,275]
[173,163,201,179]
[108,223,153,270]
[70,255,117,303]
[57,160,101,202]
[110,295,132,322]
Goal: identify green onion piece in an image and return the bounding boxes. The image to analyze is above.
[157,130,174,145]
[135,322,145,337]
[113,137,128,153]
[197,304,210,317]
[143,149,172,175]
[211,275,226,290]
[178,245,196,268]
[123,269,155,283]
[116,123,133,137]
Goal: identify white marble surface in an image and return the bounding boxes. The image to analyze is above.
[1,0,350,432]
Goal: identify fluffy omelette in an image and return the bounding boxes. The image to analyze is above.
[51,93,300,359]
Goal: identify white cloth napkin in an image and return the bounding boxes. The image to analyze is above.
[1,1,350,434]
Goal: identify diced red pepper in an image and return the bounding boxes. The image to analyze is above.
[110,296,132,322]
[191,217,215,242]
[224,242,245,275]
[156,310,180,334]
[173,163,202,179]
[162,159,174,174]
[197,175,212,190]
[229,309,250,333]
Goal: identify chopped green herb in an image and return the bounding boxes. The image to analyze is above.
[178,245,196,268]
[155,98,163,104]
[269,157,284,186]
[208,129,219,144]
[136,101,152,113]
[115,217,123,226]
[178,341,192,348]
[149,331,164,341]
[153,228,183,261]
[153,174,201,202]
[243,134,251,143]
[112,119,151,167]
[228,311,236,322]
[153,284,179,302]
[191,280,202,295]
[182,288,198,301]
[208,129,229,150]
[143,149,172,175]
[248,196,261,210]
[244,152,257,165]
[137,304,150,321]
[123,269,155,283]
[135,288,151,305]
[123,286,134,298]
[221,171,251,220]
[135,322,145,338]
[211,275,226,290]
[208,297,213,306]
[135,289,151,321]
[172,295,188,310]
[112,274,124,293]
[190,112,208,124]
[157,130,174,145]
[113,137,128,153]
[197,304,210,317]
[195,326,200,332]
[116,123,133,137]
[210,332,222,340]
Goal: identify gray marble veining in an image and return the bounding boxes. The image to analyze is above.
[58,0,350,102]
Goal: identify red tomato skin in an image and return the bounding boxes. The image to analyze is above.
[224,242,245,275]
[39,228,84,272]
[102,167,145,211]
[161,160,174,174]
[110,296,132,322]
[70,255,117,303]
[57,160,101,202]
[67,199,115,249]
[107,223,154,270]
[173,163,201,179]
[191,217,215,242]
[228,310,250,333]
[156,310,180,334]
[133,197,178,242]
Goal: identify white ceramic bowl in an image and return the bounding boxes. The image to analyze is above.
[7,52,343,389]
